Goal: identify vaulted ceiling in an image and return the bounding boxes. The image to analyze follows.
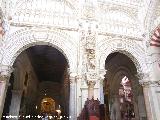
[27,45,67,83]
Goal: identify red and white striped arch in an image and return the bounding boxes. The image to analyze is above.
[150,27,160,47]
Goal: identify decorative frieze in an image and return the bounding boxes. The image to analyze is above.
[10,0,78,29]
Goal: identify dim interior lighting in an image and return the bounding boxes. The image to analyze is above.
[56,109,61,113]
[36,106,37,109]
[56,105,61,119]
[45,93,46,96]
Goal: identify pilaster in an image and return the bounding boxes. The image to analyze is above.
[79,0,99,102]
[0,65,13,119]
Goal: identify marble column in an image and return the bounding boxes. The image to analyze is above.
[87,81,96,100]
[142,85,152,120]
[99,79,104,104]
[69,73,76,120]
[147,27,160,119]
[141,81,160,120]
[138,73,160,120]
[9,90,22,119]
[0,65,13,119]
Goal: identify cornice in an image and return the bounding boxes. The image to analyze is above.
[98,31,143,41]
[10,22,79,32]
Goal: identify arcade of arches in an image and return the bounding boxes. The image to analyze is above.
[0,0,160,120]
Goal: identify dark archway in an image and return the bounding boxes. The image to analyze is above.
[104,52,147,120]
[2,45,70,120]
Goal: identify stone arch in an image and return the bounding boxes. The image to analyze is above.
[0,28,77,73]
[97,38,147,74]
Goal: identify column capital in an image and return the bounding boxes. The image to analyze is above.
[136,72,150,80]
[69,72,77,84]
[99,69,107,80]
[0,65,13,81]
[87,80,96,88]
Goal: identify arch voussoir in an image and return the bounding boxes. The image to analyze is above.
[1,28,77,73]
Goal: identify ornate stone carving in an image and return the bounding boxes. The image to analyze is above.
[1,28,77,73]
[98,37,146,74]
[87,80,96,99]
[86,49,96,70]
[79,20,98,85]
[87,81,96,88]
[86,71,97,81]
[136,72,160,87]
[85,31,96,71]
[10,0,78,28]
[139,80,160,87]
[136,72,150,80]
[0,65,13,81]
[82,5,95,20]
